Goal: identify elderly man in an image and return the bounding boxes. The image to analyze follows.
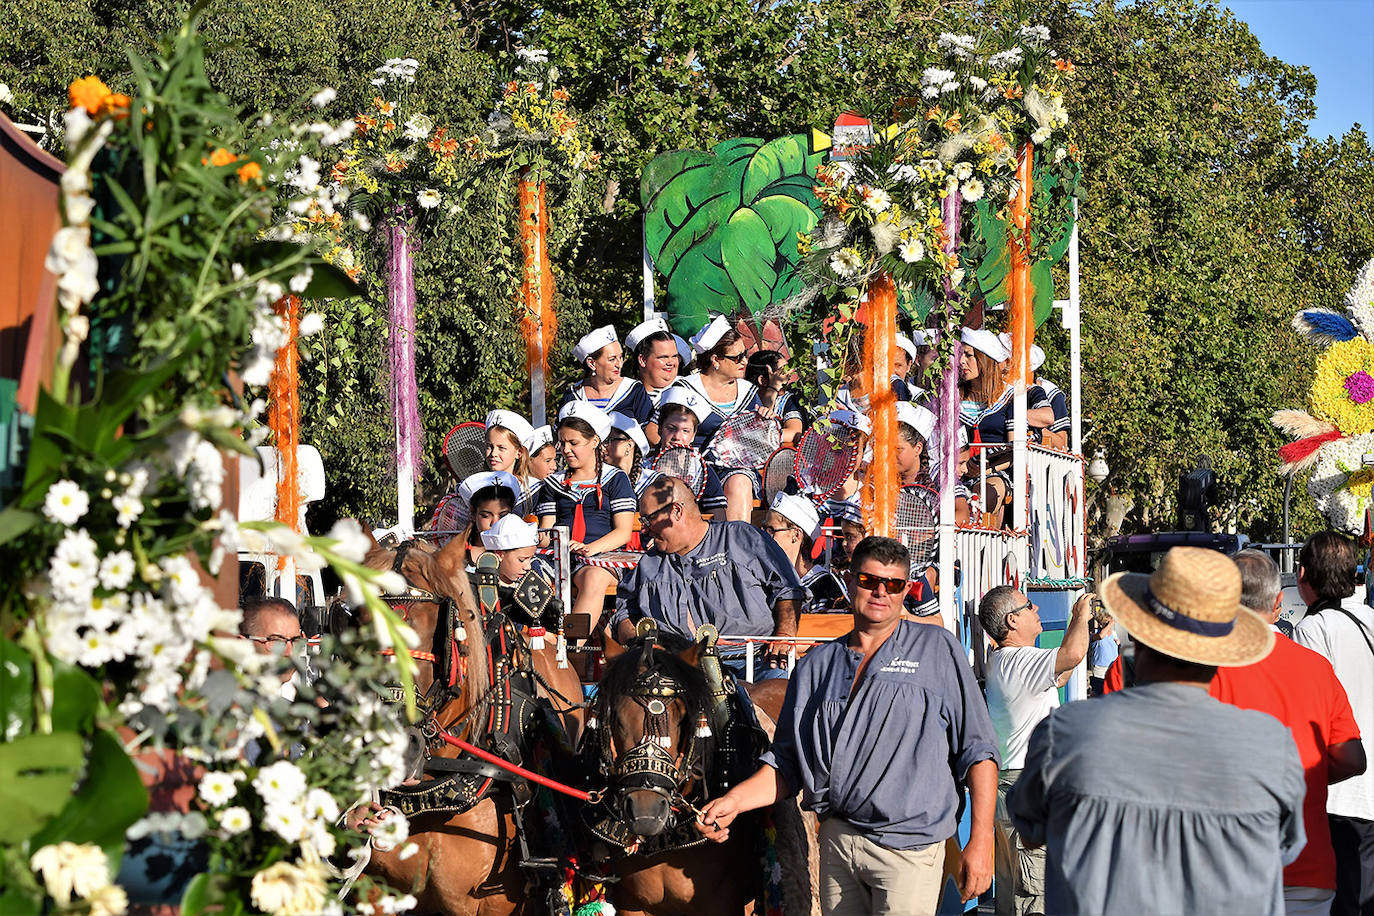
[697,536,1000,914]
[1294,532,1374,916]
[240,596,304,689]
[1212,549,1366,916]
[612,475,804,676]
[1010,547,1306,915]
[980,587,1090,916]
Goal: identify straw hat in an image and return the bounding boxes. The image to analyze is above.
[1100,547,1274,667]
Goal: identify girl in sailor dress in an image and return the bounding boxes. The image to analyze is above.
[672,316,768,521]
[561,325,656,429]
[639,396,728,517]
[536,406,636,640]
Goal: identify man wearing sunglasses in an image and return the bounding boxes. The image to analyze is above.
[697,536,1000,914]
[979,587,1091,916]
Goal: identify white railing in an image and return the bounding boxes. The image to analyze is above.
[955,526,1028,674]
[1027,446,1087,581]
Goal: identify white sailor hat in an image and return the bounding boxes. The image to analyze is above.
[458,470,523,506]
[524,424,554,454]
[485,409,535,447]
[911,329,930,348]
[607,411,650,456]
[573,325,618,364]
[895,333,918,361]
[690,315,731,355]
[659,387,710,424]
[674,334,692,366]
[626,316,671,353]
[962,328,1010,362]
[958,426,970,450]
[481,514,539,551]
[558,400,613,440]
[829,408,873,435]
[897,402,938,444]
[770,492,821,540]
[995,333,1047,371]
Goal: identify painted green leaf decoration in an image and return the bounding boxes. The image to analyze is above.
[642,134,827,336]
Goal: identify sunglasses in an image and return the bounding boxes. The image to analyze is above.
[718,350,749,364]
[1008,599,1034,615]
[855,571,909,595]
[643,501,678,524]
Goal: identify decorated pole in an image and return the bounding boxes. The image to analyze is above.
[937,192,963,629]
[269,294,301,595]
[863,272,898,538]
[387,217,422,534]
[1009,144,1035,532]
[518,167,557,427]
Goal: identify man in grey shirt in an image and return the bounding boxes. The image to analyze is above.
[695,536,1000,914]
[1010,547,1306,915]
[612,475,804,676]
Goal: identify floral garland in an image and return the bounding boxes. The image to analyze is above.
[1277,255,1374,534]
[481,49,601,174]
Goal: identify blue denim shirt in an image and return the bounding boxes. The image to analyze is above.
[762,620,1000,849]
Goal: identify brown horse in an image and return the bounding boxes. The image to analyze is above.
[357,535,585,915]
[585,633,812,916]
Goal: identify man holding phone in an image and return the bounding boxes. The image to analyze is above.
[980,588,1091,916]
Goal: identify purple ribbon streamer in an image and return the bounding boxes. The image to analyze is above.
[935,191,963,504]
[387,218,423,477]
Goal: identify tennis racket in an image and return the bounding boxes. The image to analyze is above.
[426,494,470,539]
[708,411,781,470]
[443,421,487,481]
[762,445,797,503]
[895,484,939,576]
[795,426,861,500]
[650,446,707,498]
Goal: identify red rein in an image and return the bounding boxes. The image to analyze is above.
[437,731,595,803]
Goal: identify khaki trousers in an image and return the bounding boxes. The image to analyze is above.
[995,768,1045,916]
[818,816,944,915]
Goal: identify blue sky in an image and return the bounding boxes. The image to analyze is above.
[1223,0,1374,139]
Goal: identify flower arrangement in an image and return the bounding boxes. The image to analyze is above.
[325,58,462,233]
[0,13,422,913]
[481,49,601,173]
[1276,255,1374,533]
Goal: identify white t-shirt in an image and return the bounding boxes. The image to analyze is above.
[985,644,1060,770]
[1295,595,1374,820]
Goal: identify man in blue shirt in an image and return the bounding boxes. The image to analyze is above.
[696,536,1000,914]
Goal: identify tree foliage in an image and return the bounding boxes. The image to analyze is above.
[4,0,1373,540]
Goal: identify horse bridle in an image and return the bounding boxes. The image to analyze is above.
[598,655,708,819]
[377,540,469,715]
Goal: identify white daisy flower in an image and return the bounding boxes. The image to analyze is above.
[111,493,143,529]
[43,480,89,526]
[861,186,892,213]
[416,189,442,210]
[198,772,239,807]
[303,788,339,823]
[830,248,865,278]
[961,178,986,202]
[370,810,410,851]
[402,114,432,141]
[263,803,307,843]
[1031,126,1052,145]
[97,550,135,591]
[898,238,925,263]
[254,760,307,808]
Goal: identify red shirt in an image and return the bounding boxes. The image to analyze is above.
[1210,633,1361,890]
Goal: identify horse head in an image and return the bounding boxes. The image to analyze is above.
[594,630,713,838]
[361,535,490,780]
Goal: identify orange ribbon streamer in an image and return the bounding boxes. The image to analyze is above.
[269,296,301,565]
[517,170,557,378]
[1008,144,1035,386]
[863,272,898,539]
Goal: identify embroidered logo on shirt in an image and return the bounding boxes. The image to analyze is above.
[878,657,921,674]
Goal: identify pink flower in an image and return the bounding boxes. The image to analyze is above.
[1345,371,1374,405]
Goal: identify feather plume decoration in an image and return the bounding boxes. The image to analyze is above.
[1278,431,1344,473]
[1271,409,1337,440]
[1292,309,1358,346]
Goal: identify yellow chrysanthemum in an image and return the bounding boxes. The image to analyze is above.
[1309,338,1374,435]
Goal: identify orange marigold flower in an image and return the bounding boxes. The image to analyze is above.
[374,98,395,115]
[202,147,238,168]
[524,83,539,96]
[382,120,395,132]
[943,112,962,133]
[989,133,1007,152]
[505,80,519,97]
[1003,84,1024,100]
[346,266,362,280]
[384,153,405,172]
[100,92,131,120]
[236,161,263,183]
[68,75,112,115]
[553,88,570,102]
[356,114,377,133]
[925,106,941,122]
[1054,58,1075,74]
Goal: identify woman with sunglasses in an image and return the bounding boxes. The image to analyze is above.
[672,315,774,521]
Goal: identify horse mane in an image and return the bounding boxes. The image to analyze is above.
[362,540,491,735]
[595,633,713,739]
